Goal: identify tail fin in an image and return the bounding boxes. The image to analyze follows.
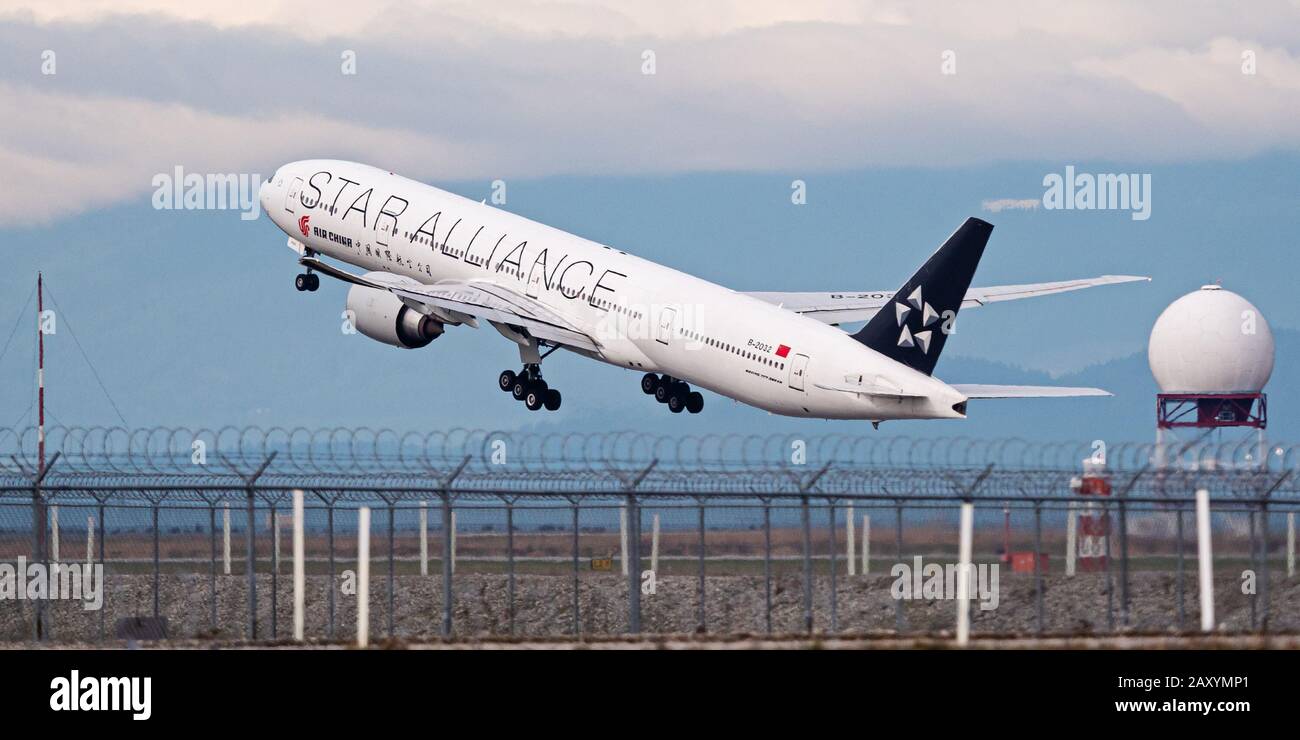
[850,217,993,375]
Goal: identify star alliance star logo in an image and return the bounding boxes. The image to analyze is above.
[894,285,942,354]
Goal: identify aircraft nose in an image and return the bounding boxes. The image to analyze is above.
[258,177,271,213]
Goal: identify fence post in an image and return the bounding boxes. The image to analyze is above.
[209,503,218,631]
[1259,501,1271,632]
[763,502,772,634]
[1288,511,1295,578]
[327,500,335,639]
[246,486,256,638]
[86,515,94,569]
[29,454,58,641]
[628,492,641,634]
[827,502,838,633]
[1103,497,1115,632]
[506,501,515,635]
[387,502,395,640]
[1195,489,1214,632]
[437,456,472,640]
[1065,502,1077,576]
[796,462,831,635]
[651,513,660,575]
[572,500,581,636]
[151,500,160,619]
[357,506,370,648]
[222,502,231,575]
[619,503,628,576]
[270,503,278,638]
[1117,496,1130,627]
[956,501,974,647]
[1033,500,1044,634]
[97,500,105,643]
[293,490,304,642]
[1248,509,1258,629]
[894,501,905,632]
[697,501,706,633]
[846,504,855,576]
[800,493,812,633]
[441,493,453,638]
[31,485,45,641]
[1175,504,1186,630]
[419,501,428,577]
[230,452,277,641]
[51,504,59,562]
[622,460,656,636]
[862,513,870,575]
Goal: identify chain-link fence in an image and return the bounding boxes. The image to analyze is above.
[2,427,1298,642]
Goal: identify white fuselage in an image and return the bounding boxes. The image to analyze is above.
[259,160,967,420]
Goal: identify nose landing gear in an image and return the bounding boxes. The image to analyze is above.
[641,373,703,414]
[294,272,320,292]
[499,365,561,411]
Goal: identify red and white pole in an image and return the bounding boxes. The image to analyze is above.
[38,272,45,473]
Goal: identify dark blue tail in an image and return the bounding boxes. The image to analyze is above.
[850,218,993,375]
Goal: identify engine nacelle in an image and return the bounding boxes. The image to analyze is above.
[345,283,443,349]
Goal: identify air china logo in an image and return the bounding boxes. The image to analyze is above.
[298,215,310,237]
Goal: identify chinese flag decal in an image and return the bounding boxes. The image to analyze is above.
[776,344,791,358]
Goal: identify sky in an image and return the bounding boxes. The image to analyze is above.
[0,1,1297,448]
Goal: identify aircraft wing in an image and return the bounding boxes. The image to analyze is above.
[300,257,601,352]
[950,384,1112,399]
[745,275,1149,324]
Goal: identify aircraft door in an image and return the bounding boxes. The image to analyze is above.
[656,307,677,344]
[284,177,303,214]
[526,266,543,298]
[788,353,809,391]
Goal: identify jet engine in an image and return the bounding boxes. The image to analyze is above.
[345,284,443,349]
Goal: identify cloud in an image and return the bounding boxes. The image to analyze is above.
[981,198,1040,213]
[0,83,478,225]
[0,2,1298,226]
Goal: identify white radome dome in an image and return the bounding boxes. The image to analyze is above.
[1148,285,1274,393]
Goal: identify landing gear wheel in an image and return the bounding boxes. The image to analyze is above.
[654,383,672,403]
[667,393,685,413]
[524,389,545,411]
[512,380,528,400]
[306,274,319,291]
[544,389,562,411]
[686,391,704,414]
[498,370,517,392]
[530,379,549,395]
[641,373,659,395]
[295,274,309,291]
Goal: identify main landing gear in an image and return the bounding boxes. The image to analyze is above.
[294,272,320,292]
[641,373,703,414]
[499,364,562,411]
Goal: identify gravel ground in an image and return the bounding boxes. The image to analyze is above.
[3,571,1299,643]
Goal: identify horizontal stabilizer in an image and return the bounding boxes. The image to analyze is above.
[951,384,1112,399]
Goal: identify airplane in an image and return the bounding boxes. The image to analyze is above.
[257,160,1147,422]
